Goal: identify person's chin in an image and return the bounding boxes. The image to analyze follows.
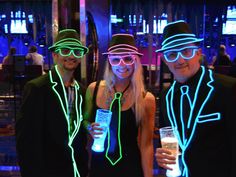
[65,65,77,71]
[175,66,190,74]
[175,64,188,70]
[175,70,190,78]
[116,73,130,80]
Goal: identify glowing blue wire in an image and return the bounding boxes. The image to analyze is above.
[163,46,198,62]
[165,66,221,177]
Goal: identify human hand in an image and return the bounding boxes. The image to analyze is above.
[155,148,177,170]
[87,122,103,139]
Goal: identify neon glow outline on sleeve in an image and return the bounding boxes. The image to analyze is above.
[165,66,221,177]
[49,65,82,177]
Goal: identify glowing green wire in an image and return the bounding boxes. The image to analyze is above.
[105,92,123,165]
[49,65,82,177]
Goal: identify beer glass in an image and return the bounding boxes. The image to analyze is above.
[159,126,181,177]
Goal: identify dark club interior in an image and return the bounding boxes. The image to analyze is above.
[0,0,236,177]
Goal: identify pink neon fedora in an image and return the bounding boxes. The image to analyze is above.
[102,33,143,56]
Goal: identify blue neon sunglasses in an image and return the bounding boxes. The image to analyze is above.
[163,46,199,62]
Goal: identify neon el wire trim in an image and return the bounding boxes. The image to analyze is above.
[164,48,198,62]
[109,47,138,53]
[162,33,196,45]
[55,46,85,50]
[69,83,83,177]
[111,33,134,38]
[180,85,191,143]
[163,20,185,28]
[59,29,77,33]
[53,38,83,46]
[165,66,221,177]
[156,41,201,52]
[160,20,192,45]
[156,39,203,52]
[49,65,82,177]
[108,55,135,66]
[105,52,139,55]
[48,39,87,50]
[54,41,84,46]
[109,44,138,51]
[108,55,135,59]
[197,113,221,123]
[162,35,197,46]
[55,48,84,58]
[105,92,123,165]
[163,50,197,62]
[163,46,198,53]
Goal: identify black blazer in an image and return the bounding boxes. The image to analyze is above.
[16,67,88,177]
[159,67,236,177]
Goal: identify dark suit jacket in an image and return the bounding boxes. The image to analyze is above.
[159,67,236,177]
[16,67,88,177]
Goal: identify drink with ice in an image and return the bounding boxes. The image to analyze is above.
[92,109,112,152]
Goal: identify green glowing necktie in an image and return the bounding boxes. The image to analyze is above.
[105,92,123,165]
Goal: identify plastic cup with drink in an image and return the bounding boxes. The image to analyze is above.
[159,126,181,177]
[91,109,112,152]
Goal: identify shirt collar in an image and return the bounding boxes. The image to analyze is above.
[175,67,202,91]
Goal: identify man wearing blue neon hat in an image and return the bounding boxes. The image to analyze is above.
[16,29,89,177]
[155,20,236,177]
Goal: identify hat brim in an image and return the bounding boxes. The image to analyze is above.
[102,51,143,56]
[49,42,89,55]
[155,38,203,53]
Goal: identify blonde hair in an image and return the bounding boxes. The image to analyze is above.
[104,55,146,124]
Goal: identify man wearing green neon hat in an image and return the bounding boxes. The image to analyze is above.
[16,29,89,177]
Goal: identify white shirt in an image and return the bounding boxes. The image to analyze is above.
[26,52,44,66]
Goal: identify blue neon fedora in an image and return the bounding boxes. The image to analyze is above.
[155,20,203,52]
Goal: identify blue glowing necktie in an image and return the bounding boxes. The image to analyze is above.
[180,85,192,144]
[165,67,221,177]
[105,92,123,165]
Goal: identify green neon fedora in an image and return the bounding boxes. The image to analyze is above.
[48,29,89,54]
[156,20,203,52]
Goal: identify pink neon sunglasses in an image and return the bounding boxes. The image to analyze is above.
[108,55,135,66]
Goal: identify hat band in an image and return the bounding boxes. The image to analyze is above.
[163,37,201,49]
[109,47,138,53]
[53,38,82,46]
[52,42,84,48]
[49,41,89,55]
[162,33,196,46]
[102,48,143,56]
[108,44,138,52]
[156,38,203,52]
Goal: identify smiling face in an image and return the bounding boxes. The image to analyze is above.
[108,54,135,80]
[163,43,201,83]
[52,48,83,72]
